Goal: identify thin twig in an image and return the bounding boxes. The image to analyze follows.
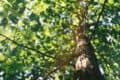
[96,0,107,24]
[0,33,54,59]
[43,68,59,80]
[86,0,107,27]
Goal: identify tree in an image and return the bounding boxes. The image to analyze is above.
[0,0,119,80]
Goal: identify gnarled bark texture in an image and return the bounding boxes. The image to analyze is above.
[74,27,105,80]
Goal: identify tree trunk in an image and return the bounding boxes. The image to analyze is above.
[74,27,105,80]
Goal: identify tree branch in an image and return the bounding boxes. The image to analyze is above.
[0,33,54,59]
[96,0,107,24]
[87,0,107,27]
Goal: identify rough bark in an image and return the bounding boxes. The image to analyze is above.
[74,27,105,80]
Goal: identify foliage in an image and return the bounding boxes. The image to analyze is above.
[0,0,119,80]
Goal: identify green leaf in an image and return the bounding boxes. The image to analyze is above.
[32,1,48,15]
[108,0,114,4]
[0,53,6,61]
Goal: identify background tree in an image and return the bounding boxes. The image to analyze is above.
[0,0,119,80]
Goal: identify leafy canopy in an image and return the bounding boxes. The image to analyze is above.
[0,0,120,80]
